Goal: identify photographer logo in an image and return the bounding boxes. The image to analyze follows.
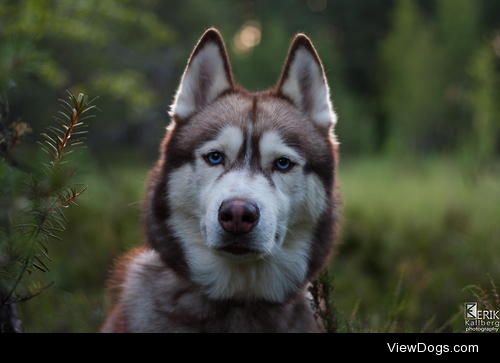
[464,302,500,333]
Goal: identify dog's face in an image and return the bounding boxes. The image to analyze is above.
[146,29,338,303]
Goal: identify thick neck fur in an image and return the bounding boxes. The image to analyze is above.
[104,248,321,333]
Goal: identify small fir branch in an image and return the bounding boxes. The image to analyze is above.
[39,91,97,166]
[1,91,96,309]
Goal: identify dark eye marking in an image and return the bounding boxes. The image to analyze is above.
[273,157,295,172]
[204,151,225,166]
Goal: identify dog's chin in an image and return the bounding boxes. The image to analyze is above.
[209,236,272,262]
[213,247,267,262]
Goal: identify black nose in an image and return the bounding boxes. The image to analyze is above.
[218,198,260,235]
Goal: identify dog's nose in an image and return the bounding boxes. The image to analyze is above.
[218,198,260,234]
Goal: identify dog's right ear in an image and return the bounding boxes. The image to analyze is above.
[170,28,234,119]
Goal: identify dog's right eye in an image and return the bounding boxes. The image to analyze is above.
[204,151,225,166]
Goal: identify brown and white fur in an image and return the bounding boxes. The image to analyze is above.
[101,28,339,333]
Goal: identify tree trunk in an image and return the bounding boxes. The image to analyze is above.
[0,292,22,333]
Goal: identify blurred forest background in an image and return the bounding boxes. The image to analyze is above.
[1,0,499,332]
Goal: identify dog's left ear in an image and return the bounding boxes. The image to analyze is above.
[170,28,234,119]
[276,34,336,128]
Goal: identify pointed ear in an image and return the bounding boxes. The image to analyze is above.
[170,28,234,119]
[276,34,336,128]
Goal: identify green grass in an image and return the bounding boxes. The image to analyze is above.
[334,157,500,332]
[18,157,500,332]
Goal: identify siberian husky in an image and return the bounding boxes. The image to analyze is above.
[102,28,339,333]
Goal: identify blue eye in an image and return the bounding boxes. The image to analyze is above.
[274,157,294,172]
[205,151,224,166]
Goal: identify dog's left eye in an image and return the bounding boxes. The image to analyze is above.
[273,157,295,172]
[204,151,225,166]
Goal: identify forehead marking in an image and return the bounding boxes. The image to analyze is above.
[219,126,244,160]
[233,96,256,170]
[243,123,253,167]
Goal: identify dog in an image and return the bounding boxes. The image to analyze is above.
[101,28,339,333]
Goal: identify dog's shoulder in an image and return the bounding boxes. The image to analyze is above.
[102,246,203,332]
[101,246,151,332]
[104,246,148,305]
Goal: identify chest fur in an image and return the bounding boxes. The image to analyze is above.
[118,249,319,332]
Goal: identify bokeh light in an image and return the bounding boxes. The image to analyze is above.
[233,21,261,55]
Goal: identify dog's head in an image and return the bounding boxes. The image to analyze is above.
[145,28,338,303]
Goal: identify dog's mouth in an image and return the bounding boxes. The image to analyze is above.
[215,244,260,256]
[208,230,282,259]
